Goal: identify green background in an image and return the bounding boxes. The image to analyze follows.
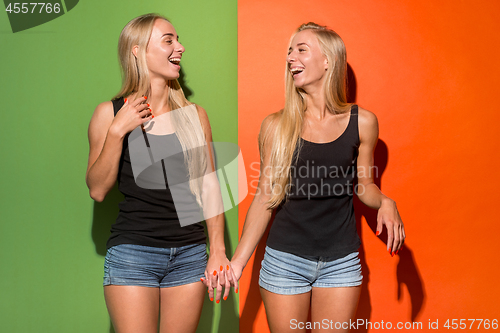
[0,0,238,332]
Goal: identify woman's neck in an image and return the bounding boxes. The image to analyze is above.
[304,88,327,120]
[149,76,172,115]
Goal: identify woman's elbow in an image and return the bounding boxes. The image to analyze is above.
[89,189,106,202]
[87,183,108,202]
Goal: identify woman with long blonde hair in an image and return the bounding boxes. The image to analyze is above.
[227,23,405,332]
[86,14,236,333]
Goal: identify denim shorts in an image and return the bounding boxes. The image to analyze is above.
[259,246,362,295]
[103,243,207,288]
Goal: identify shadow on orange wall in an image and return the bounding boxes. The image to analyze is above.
[348,65,425,327]
[354,139,426,330]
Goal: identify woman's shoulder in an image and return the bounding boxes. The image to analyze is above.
[95,100,114,112]
[193,103,207,115]
[356,105,378,129]
[191,104,213,138]
[261,110,283,131]
[258,110,283,147]
[192,104,209,124]
[90,101,114,123]
[356,105,379,142]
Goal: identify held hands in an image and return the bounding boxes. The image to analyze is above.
[201,250,239,303]
[376,198,405,256]
[110,96,153,137]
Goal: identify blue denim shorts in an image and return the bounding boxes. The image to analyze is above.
[259,246,362,295]
[103,243,207,288]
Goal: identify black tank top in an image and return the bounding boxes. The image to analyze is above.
[106,97,206,249]
[266,105,361,258]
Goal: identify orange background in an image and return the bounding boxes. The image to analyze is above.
[238,0,500,332]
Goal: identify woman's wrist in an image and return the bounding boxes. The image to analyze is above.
[108,122,127,141]
[230,252,248,269]
[209,246,226,256]
[380,196,395,208]
[232,258,247,270]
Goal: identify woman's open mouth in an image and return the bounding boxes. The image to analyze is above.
[169,57,181,68]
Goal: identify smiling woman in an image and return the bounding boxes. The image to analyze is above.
[85,13,237,333]
[230,22,405,333]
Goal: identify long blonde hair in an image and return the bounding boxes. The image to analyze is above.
[114,13,206,207]
[262,22,351,208]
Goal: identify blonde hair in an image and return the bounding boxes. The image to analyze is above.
[114,14,207,207]
[263,22,351,208]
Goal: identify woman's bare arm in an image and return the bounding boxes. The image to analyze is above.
[85,97,152,202]
[356,107,405,255]
[230,113,280,278]
[195,105,238,302]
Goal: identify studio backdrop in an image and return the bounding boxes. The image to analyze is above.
[1,0,499,332]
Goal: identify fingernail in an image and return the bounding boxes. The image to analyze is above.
[210,298,213,302]
[224,296,227,301]
[220,265,223,271]
[124,98,127,103]
[200,278,203,282]
[213,270,217,276]
[143,96,147,99]
[207,290,209,294]
[235,289,238,293]
[216,300,220,304]
[147,103,150,107]
[396,250,399,255]
[391,252,395,257]
[388,249,391,253]
[376,231,380,236]
[151,115,154,118]
[227,265,229,270]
